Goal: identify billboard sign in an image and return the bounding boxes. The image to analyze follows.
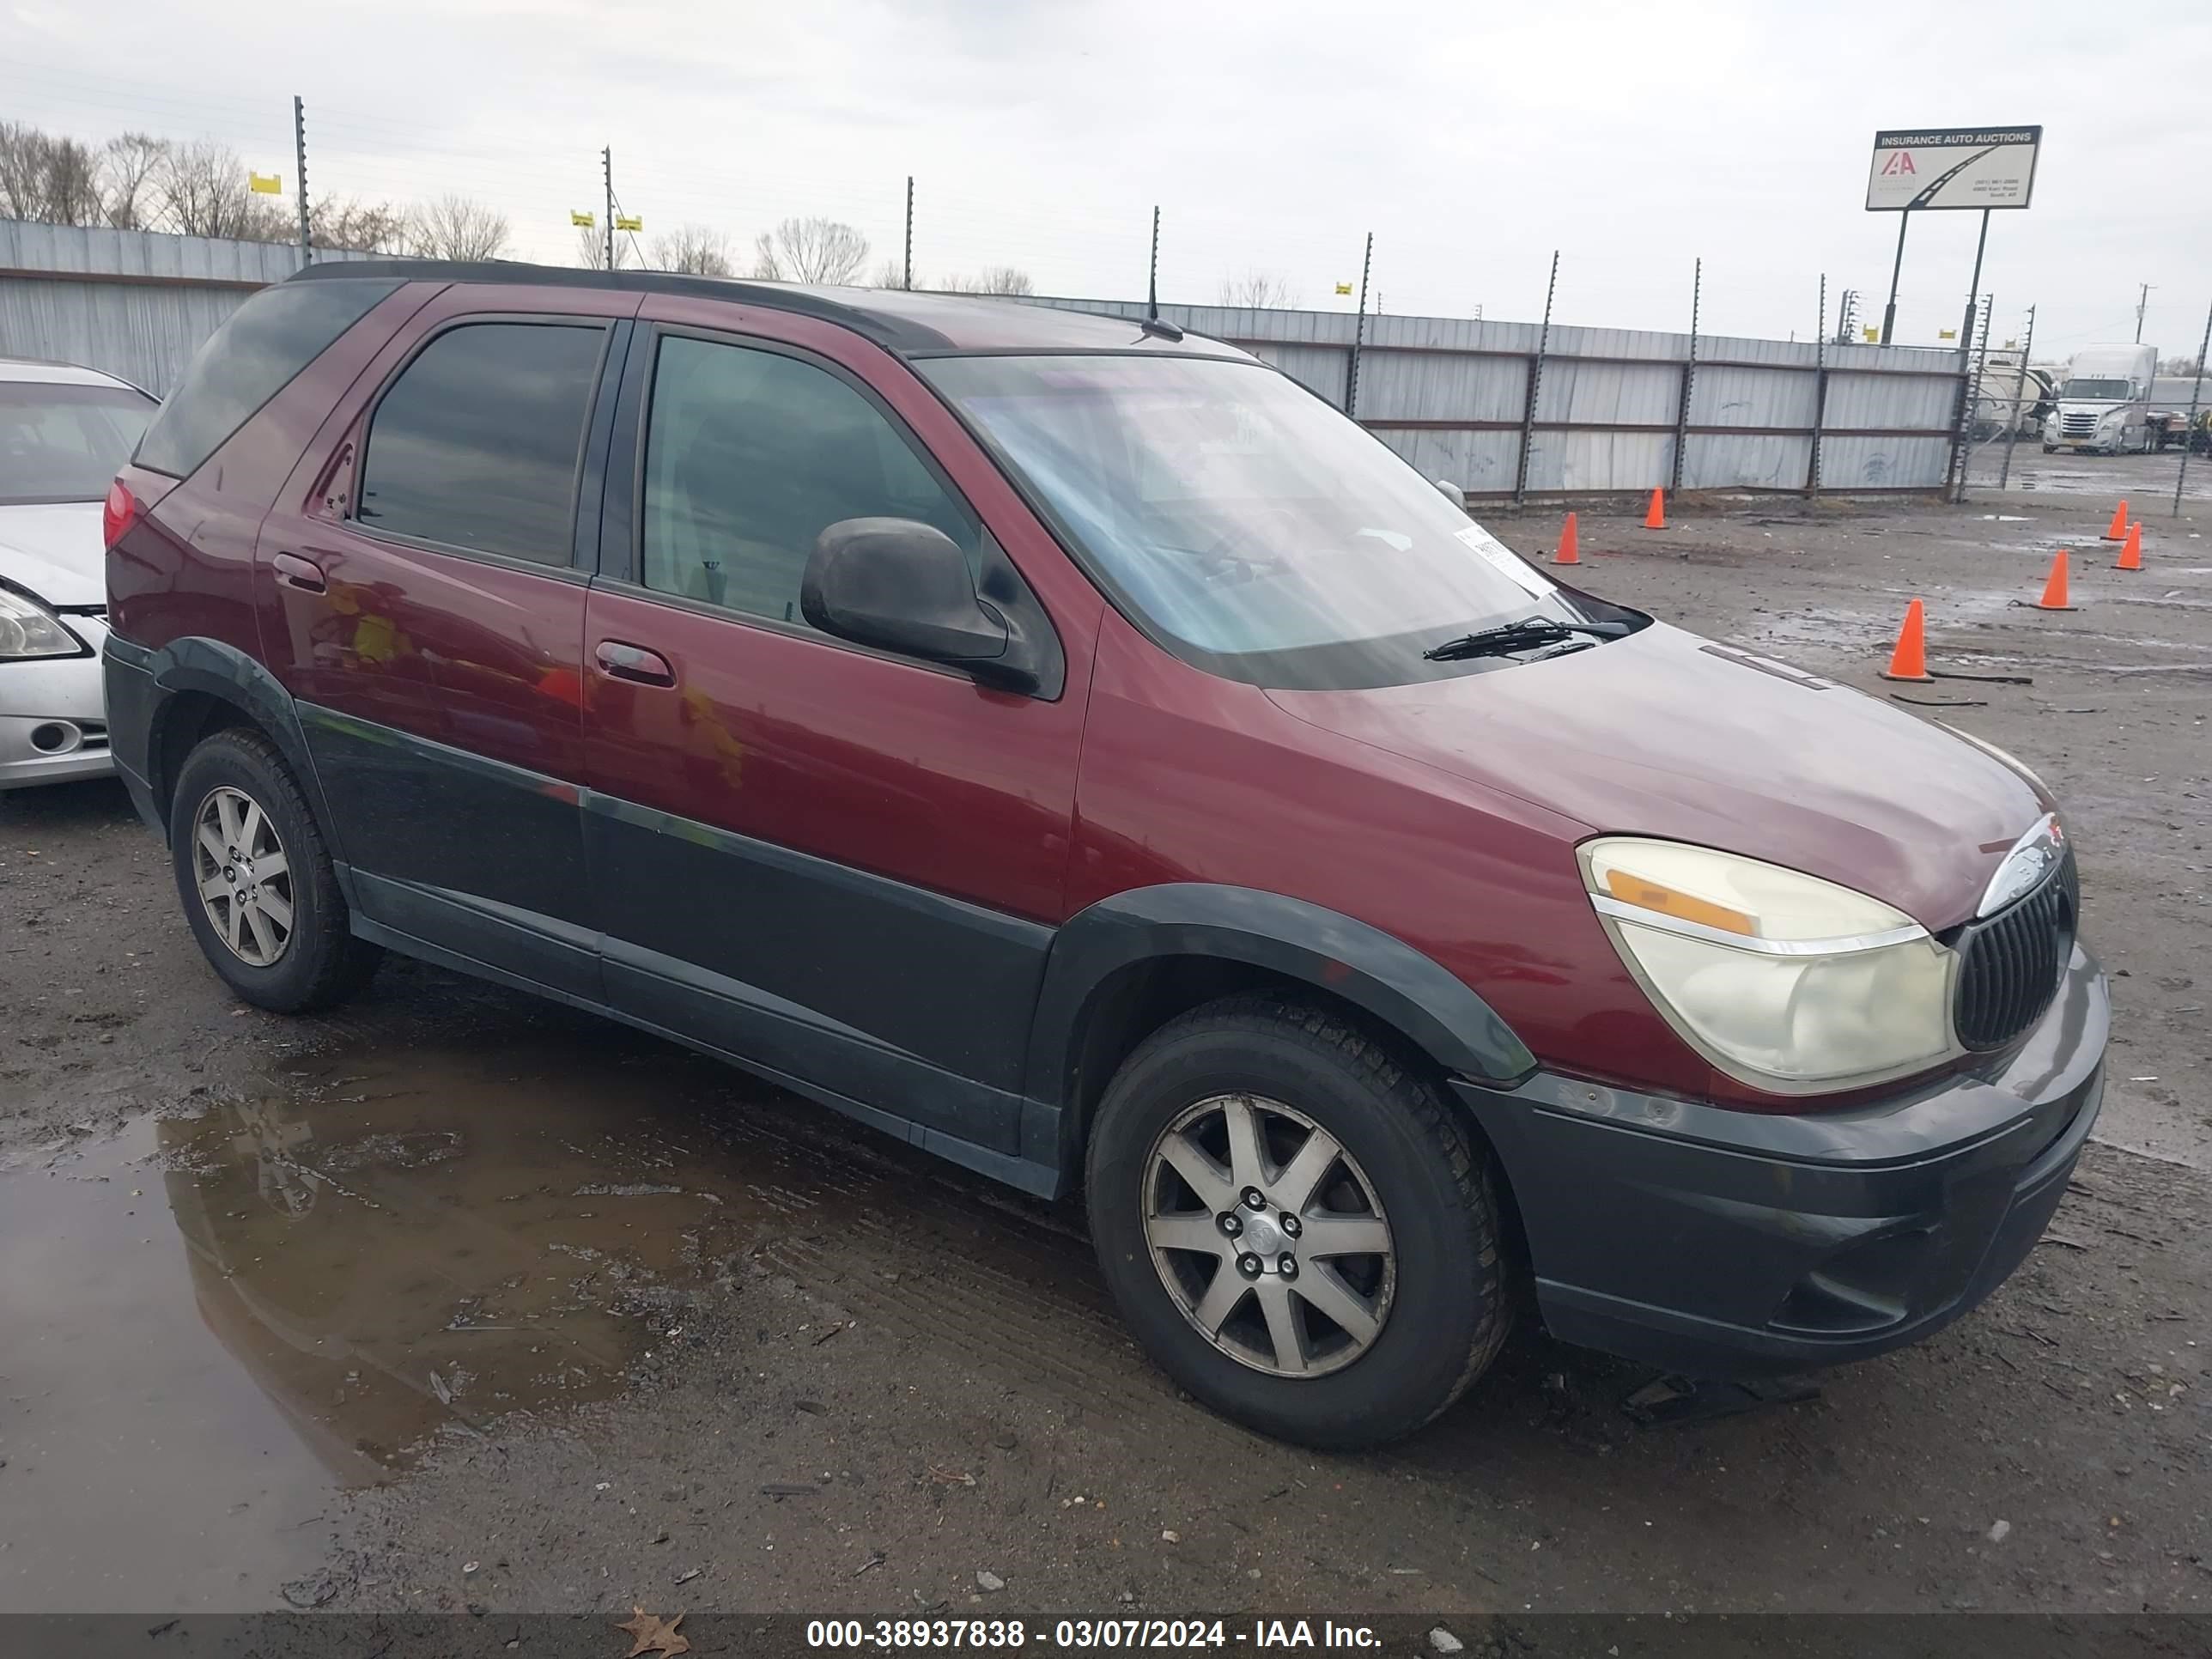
[1867,126,2041,211]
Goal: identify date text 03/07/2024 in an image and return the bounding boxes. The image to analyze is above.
[804,1618,1385,1649]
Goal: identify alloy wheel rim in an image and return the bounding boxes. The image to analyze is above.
[1141,1093,1395,1378]
[192,785,295,968]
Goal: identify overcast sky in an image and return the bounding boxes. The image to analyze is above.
[4,0,2208,358]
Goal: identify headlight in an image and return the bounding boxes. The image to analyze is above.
[1580,837,1957,1094]
[0,587,83,659]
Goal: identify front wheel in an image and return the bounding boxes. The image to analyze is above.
[169,726,382,1012]
[1086,996,1510,1449]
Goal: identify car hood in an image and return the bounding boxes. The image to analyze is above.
[0,501,106,606]
[1267,622,2047,933]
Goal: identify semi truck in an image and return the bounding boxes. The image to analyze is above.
[2044,343,2158,454]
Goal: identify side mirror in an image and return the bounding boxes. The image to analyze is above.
[1432,477,1468,511]
[801,517,1034,690]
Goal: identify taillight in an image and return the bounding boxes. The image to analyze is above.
[103,479,141,550]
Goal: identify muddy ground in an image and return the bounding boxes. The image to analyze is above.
[2,465,2208,1627]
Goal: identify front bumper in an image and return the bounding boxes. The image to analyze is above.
[1453,941,2107,1377]
[0,616,113,790]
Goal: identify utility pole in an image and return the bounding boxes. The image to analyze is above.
[903,176,914,291]
[292,94,313,265]
[2136,282,2155,343]
[602,147,614,272]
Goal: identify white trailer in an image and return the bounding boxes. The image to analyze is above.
[1973,352,2054,439]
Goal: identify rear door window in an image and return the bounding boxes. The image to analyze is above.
[638,333,980,623]
[136,277,399,478]
[357,321,607,565]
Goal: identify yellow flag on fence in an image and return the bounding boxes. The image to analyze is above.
[571,210,596,228]
[1334,281,1353,296]
[1938,327,1957,340]
[249,172,283,195]
[615,213,642,233]
[1862,325,1881,343]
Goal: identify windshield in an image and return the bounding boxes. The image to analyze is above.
[923,354,1620,689]
[2059,378,2132,401]
[0,380,155,505]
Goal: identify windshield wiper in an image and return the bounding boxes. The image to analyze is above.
[1421,617,1632,661]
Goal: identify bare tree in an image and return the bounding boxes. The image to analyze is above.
[313,198,412,254]
[0,121,44,220]
[0,120,106,226]
[2159,354,2204,376]
[1218,271,1298,309]
[155,139,287,240]
[869,257,908,289]
[944,266,1036,296]
[573,224,635,270]
[99,131,170,228]
[647,224,732,276]
[750,216,870,284]
[406,194,510,261]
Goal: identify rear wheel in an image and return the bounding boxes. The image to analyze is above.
[1086,995,1510,1449]
[169,727,380,1012]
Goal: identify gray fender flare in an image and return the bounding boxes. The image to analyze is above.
[131,636,337,860]
[1022,883,1536,1174]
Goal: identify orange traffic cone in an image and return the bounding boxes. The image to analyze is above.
[2114,521,2143,571]
[1880,599,1933,682]
[2102,499,2130,540]
[1643,489,1667,530]
[1554,511,1581,565]
[2033,550,2077,611]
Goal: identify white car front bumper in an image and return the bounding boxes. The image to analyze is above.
[0,612,113,790]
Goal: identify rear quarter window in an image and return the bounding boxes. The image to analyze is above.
[136,277,401,479]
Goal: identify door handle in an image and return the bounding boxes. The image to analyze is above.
[594,640,677,687]
[271,552,327,594]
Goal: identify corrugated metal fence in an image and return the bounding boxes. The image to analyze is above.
[0,221,373,395]
[1028,296,1966,495]
[1,220,1968,493]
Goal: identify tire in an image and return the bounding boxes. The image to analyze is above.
[1085,994,1510,1449]
[169,726,381,1012]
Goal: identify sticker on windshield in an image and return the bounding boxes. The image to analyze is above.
[1454,524,1553,596]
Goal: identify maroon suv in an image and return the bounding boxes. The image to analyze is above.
[102,264,2106,1448]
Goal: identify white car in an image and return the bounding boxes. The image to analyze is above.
[1,358,158,790]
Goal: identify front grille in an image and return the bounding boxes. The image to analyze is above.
[1953,853,2076,1050]
[2060,412,2098,438]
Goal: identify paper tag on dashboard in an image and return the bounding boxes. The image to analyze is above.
[1454,523,1553,595]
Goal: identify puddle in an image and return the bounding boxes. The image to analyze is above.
[0,1119,337,1611]
[0,1030,867,1608]
[153,1041,821,1478]
[2,1021,1110,1608]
